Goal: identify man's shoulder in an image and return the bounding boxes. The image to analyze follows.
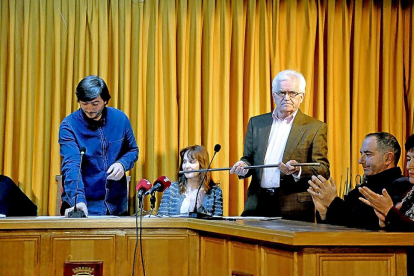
[248,112,273,127]
[60,109,81,126]
[385,176,412,200]
[389,176,412,189]
[106,107,131,125]
[247,110,326,128]
[392,176,410,183]
[107,107,128,117]
[250,112,272,121]
[295,110,325,126]
[368,169,411,192]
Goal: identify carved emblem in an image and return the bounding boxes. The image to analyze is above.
[72,266,94,276]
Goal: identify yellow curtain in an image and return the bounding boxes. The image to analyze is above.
[0,0,413,216]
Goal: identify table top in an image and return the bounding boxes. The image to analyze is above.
[1,216,413,247]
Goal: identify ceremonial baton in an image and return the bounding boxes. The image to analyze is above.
[178,162,321,174]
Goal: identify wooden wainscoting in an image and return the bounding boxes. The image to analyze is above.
[126,229,200,276]
[200,236,228,276]
[50,233,117,275]
[0,234,41,276]
[0,218,412,276]
[300,248,407,276]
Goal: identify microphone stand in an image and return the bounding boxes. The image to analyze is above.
[133,187,146,276]
[68,149,86,218]
[149,192,157,217]
[189,150,219,219]
[134,191,146,216]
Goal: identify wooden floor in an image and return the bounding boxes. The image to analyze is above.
[0,216,412,276]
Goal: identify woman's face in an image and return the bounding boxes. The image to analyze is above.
[407,149,414,184]
[182,151,201,180]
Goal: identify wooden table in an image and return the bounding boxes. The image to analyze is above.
[0,217,412,275]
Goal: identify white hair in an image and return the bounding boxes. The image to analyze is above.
[272,70,306,93]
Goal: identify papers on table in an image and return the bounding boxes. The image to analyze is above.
[34,215,120,219]
[0,215,281,220]
[223,216,282,221]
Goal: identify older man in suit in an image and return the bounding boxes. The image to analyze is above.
[231,70,330,222]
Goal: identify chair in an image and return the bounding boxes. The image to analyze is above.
[55,175,132,215]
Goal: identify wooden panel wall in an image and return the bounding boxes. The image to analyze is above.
[0,229,197,276]
[0,226,408,276]
[199,236,406,276]
[0,235,40,276]
[262,247,296,276]
[51,234,117,275]
[200,237,228,276]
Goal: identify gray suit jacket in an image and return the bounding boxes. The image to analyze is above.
[240,109,330,221]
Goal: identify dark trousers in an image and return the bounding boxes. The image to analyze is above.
[0,175,37,216]
[243,187,315,222]
[257,188,282,217]
[241,188,282,217]
[61,201,129,216]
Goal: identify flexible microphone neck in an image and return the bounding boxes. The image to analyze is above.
[191,144,221,215]
[73,151,85,211]
[68,147,86,218]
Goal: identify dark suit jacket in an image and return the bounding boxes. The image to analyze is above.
[240,109,330,221]
[0,175,37,216]
[323,168,412,230]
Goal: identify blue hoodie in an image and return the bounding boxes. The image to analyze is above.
[59,107,139,215]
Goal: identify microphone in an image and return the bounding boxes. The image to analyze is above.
[135,179,152,216]
[144,176,172,196]
[189,144,221,218]
[136,179,152,199]
[67,146,87,218]
[214,144,221,152]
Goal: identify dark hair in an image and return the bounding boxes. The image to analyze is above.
[365,132,401,165]
[405,134,414,152]
[177,145,215,194]
[75,75,111,102]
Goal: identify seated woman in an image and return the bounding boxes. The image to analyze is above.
[359,134,414,231]
[158,145,223,216]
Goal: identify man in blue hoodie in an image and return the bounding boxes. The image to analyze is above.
[59,75,139,216]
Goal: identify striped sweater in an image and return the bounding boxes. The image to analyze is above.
[158,181,223,216]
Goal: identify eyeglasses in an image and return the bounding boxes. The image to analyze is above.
[273,91,303,98]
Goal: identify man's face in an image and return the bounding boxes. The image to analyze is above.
[79,95,106,121]
[358,136,389,176]
[272,78,304,115]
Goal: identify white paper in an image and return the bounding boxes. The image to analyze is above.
[223,216,281,221]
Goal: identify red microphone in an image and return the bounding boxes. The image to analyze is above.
[136,179,152,199]
[144,176,172,196]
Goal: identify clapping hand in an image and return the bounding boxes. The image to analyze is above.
[359,187,394,217]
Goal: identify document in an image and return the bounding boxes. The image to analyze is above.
[223,216,281,221]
